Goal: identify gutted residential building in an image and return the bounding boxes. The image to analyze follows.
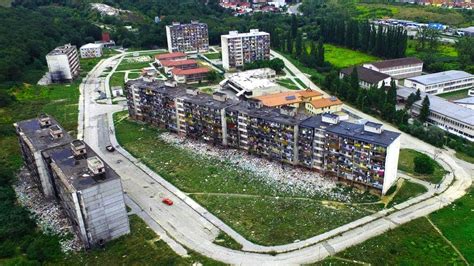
[125,79,401,194]
[14,116,130,248]
[46,44,80,82]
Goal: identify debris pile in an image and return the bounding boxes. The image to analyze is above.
[14,168,82,253]
[159,133,358,202]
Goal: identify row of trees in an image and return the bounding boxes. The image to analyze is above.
[320,19,408,59]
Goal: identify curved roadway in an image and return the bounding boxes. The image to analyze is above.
[77,50,472,265]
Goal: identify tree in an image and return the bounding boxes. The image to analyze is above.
[416,27,440,52]
[295,32,303,57]
[414,154,434,174]
[456,37,474,73]
[419,95,430,123]
[316,38,325,67]
[291,14,298,38]
[286,31,293,54]
[387,80,397,106]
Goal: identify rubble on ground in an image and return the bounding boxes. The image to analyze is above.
[14,168,82,253]
[159,133,359,202]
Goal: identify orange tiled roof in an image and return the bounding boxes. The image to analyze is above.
[160,59,197,67]
[172,67,210,75]
[155,52,186,60]
[255,89,323,107]
[310,97,343,109]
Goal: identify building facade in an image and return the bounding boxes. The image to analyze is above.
[126,79,401,194]
[221,29,271,70]
[80,43,104,58]
[171,67,210,84]
[398,87,474,142]
[404,70,474,95]
[363,57,423,79]
[46,44,80,82]
[340,66,392,89]
[14,115,130,248]
[166,21,209,53]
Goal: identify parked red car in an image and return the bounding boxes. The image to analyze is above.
[162,198,173,206]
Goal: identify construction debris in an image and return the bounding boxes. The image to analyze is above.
[14,168,82,253]
[159,133,361,202]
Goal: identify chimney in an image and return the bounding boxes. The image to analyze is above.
[186,88,199,95]
[364,121,383,134]
[87,156,105,176]
[213,92,227,102]
[49,125,63,139]
[321,113,340,125]
[71,139,87,157]
[38,113,52,128]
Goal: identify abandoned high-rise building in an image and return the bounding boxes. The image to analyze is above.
[14,115,130,248]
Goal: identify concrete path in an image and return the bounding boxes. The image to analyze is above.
[77,49,473,265]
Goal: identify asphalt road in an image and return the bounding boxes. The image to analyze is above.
[77,50,473,265]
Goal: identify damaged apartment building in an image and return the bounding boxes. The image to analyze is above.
[14,115,130,249]
[126,79,401,194]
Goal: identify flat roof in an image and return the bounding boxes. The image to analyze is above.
[47,44,76,56]
[80,43,103,49]
[406,70,474,86]
[43,142,120,191]
[222,29,269,38]
[453,96,474,105]
[326,121,400,147]
[224,68,278,92]
[397,87,474,125]
[15,117,73,152]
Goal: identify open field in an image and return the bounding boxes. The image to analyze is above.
[204,52,222,60]
[127,72,141,80]
[116,57,153,71]
[398,149,446,184]
[276,78,300,90]
[437,88,471,101]
[333,217,465,264]
[356,3,468,26]
[387,180,427,208]
[114,112,382,245]
[324,44,379,69]
[52,215,224,265]
[110,72,125,88]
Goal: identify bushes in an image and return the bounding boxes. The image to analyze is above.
[414,154,435,175]
[244,58,285,73]
[25,234,63,263]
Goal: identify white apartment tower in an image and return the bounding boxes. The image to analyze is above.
[166,21,209,53]
[221,29,271,70]
[46,44,80,82]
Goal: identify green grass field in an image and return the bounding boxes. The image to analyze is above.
[398,149,446,184]
[437,88,470,101]
[110,72,125,88]
[204,52,222,60]
[213,231,243,250]
[324,44,379,69]
[387,180,427,208]
[276,78,300,90]
[127,72,141,80]
[116,58,152,71]
[334,217,465,264]
[114,112,380,245]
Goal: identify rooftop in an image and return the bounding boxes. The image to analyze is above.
[255,89,322,107]
[222,29,269,38]
[155,52,186,60]
[340,66,391,84]
[223,68,279,94]
[406,70,474,86]
[47,44,77,56]
[310,97,342,109]
[453,96,474,105]
[366,57,423,69]
[397,87,474,126]
[171,67,210,75]
[80,43,103,49]
[15,116,73,152]
[160,59,197,67]
[43,142,120,191]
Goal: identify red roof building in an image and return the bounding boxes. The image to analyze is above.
[171,67,210,84]
[155,52,187,61]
